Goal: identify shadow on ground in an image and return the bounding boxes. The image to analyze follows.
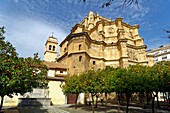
[2,99,49,113]
[60,103,170,113]
[18,98,48,113]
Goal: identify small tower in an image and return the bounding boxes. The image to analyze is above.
[44,35,58,62]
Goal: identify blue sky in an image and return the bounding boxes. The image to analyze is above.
[0,0,170,59]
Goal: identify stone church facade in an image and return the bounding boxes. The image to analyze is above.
[44,11,154,105]
[56,11,153,75]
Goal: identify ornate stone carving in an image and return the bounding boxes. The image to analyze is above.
[127,50,138,61]
[107,27,115,34]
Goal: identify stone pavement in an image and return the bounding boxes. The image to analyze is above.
[58,104,170,113]
[2,104,170,113]
[2,106,69,113]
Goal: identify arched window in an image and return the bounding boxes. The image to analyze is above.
[79,44,82,51]
[53,46,55,51]
[79,56,82,62]
[49,45,52,50]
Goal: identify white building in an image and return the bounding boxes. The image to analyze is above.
[147,44,170,101]
[147,44,170,63]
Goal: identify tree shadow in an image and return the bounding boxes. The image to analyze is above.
[65,103,159,113]
[17,98,49,113]
[1,107,18,113]
[66,103,120,112]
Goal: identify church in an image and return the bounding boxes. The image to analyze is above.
[44,11,154,105]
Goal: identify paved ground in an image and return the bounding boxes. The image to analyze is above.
[1,106,69,113]
[59,104,170,113]
[1,104,170,113]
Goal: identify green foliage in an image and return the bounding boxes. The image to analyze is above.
[153,61,170,92]
[62,74,83,95]
[100,66,115,94]
[0,26,48,98]
[63,60,170,113]
[114,67,127,93]
[63,62,170,96]
[127,65,148,93]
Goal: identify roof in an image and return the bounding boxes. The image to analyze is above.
[59,12,139,47]
[47,76,65,81]
[43,61,67,69]
[147,44,170,53]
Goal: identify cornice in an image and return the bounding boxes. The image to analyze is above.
[60,32,87,47]
[147,45,170,53]
[128,59,148,64]
[154,51,170,57]
[57,52,68,62]
[44,51,57,55]
[71,24,83,33]
[127,44,147,49]
[48,67,67,70]
[47,76,65,81]
[45,40,58,45]
[121,22,140,29]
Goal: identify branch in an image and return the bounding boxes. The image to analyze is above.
[82,0,140,8]
[162,29,170,33]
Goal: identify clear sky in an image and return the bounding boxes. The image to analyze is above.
[0,0,170,59]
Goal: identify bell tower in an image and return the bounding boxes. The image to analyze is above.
[44,35,58,62]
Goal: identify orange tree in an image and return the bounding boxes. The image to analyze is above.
[146,64,160,113]
[0,27,48,111]
[153,61,170,93]
[82,69,102,113]
[117,67,134,113]
[152,61,170,108]
[62,74,83,109]
[127,65,151,106]
[114,65,149,113]
[114,67,127,105]
[100,66,117,112]
[93,67,115,109]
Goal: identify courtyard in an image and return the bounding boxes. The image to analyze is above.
[1,102,170,113]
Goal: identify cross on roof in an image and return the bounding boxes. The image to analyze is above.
[52,32,54,37]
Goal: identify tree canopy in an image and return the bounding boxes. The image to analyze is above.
[63,61,170,113]
[0,27,48,111]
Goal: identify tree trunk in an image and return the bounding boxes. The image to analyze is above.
[0,96,4,112]
[156,92,160,108]
[121,93,124,105]
[142,93,146,109]
[95,95,98,108]
[91,93,94,113]
[139,93,142,103]
[126,93,130,113]
[118,93,121,105]
[151,93,155,113]
[105,93,107,113]
[117,94,120,113]
[75,94,79,109]
[146,92,150,105]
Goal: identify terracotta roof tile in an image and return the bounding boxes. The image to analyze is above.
[43,61,67,69]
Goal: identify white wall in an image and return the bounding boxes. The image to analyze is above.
[47,70,55,77]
